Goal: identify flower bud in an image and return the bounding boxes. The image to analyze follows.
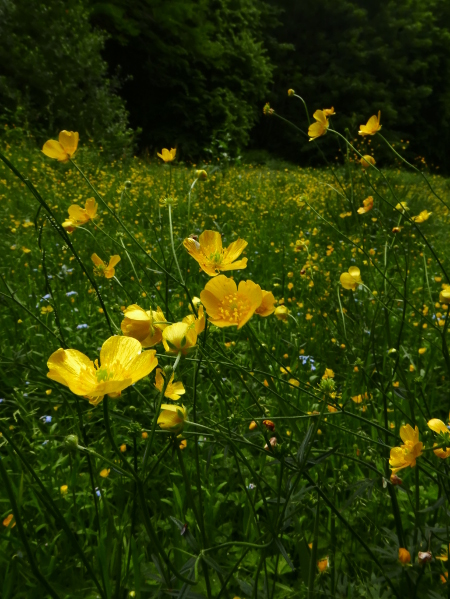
[163,364,174,376]
[398,548,411,564]
[124,180,132,189]
[63,434,79,452]
[195,169,207,180]
[288,89,295,97]
[249,420,258,431]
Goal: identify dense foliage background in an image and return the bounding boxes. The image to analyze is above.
[2,0,450,165]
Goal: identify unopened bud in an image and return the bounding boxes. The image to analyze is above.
[195,169,207,180]
[288,89,295,97]
[124,180,132,189]
[163,364,174,376]
[64,434,79,451]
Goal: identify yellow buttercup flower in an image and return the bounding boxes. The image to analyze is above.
[121,304,167,347]
[200,274,262,329]
[91,253,121,279]
[395,202,409,213]
[157,148,176,162]
[42,130,79,162]
[412,210,432,223]
[357,196,374,215]
[183,230,248,277]
[358,111,381,136]
[154,368,185,401]
[195,169,207,179]
[428,418,450,459]
[440,287,450,305]
[340,266,362,290]
[47,336,158,406]
[398,548,411,564]
[274,305,290,322]
[389,424,423,474]
[323,107,336,116]
[255,290,276,317]
[317,557,329,572]
[63,198,98,231]
[322,368,335,380]
[182,305,206,335]
[308,110,329,141]
[100,469,110,478]
[157,404,188,434]
[162,322,197,355]
[360,155,376,169]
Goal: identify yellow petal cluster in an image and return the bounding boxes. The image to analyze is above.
[428,418,450,459]
[157,148,176,162]
[412,210,432,223]
[389,424,423,474]
[47,336,158,406]
[154,368,185,401]
[183,230,248,277]
[357,196,374,215]
[42,131,79,162]
[340,266,362,290]
[162,322,197,355]
[63,198,98,231]
[157,404,188,433]
[308,110,329,141]
[92,253,121,279]
[121,304,167,347]
[360,155,376,169]
[358,111,381,136]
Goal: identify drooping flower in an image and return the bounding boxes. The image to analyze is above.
[121,304,167,347]
[182,305,206,335]
[358,111,381,136]
[308,110,329,141]
[154,368,185,401]
[157,148,176,162]
[183,230,248,277]
[357,196,374,214]
[428,418,450,459]
[200,275,262,329]
[157,404,188,434]
[412,210,432,223]
[91,253,121,279]
[360,155,376,169]
[323,107,336,116]
[389,424,423,474]
[162,322,197,355]
[195,169,207,179]
[47,336,158,406]
[340,266,362,290]
[274,305,290,322]
[42,131,79,162]
[63,198,98,231]
[398,548,411,564]
[255,290,276,317]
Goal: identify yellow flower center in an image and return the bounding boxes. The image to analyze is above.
[218,292,251,324]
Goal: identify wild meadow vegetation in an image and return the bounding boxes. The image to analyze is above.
[1,102,450,599]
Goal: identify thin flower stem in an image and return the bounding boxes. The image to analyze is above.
[168,204,185,284]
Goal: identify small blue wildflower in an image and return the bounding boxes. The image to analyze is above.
[66,291,78,297]
[41,416,52,424]
[247,483,256,490]
[77,324,88,330]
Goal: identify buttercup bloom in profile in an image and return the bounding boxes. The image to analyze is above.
[389,424,423,474]
[412,210,432,223]
[182,305,206,335]
[121,304,167,347]
[154,368,185,401]
[157,148,176,162]
[428,417,450,459]
[47,336,158,406]
[63,198,98,231]
[42,131,79,162]
[91,253,121,279]
[395,202,409,213]
[274,305,290,322]
[183,230,248,277]
[360,155,376,169]
[323,107,336,116]
[357,196,374,215]
[162,322,197,355]
[358,111,381,136]
[340,266,362,290]
[255,290,276,317]
[200,274,262,329]
[158,404,188,434]
[398,548,411,565]
[308,110,329,141]
[440,286,450,305]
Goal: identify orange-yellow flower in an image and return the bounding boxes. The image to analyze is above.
[91,253,121,279]
[428,418,450,459]
[255,290,276,317]
[42,130,79,162]
[389,424,423,474]
[158,404,188,433]
[358,111,381,136]
[357,196,374,215]
[308,110,329,141]
[340,266,362,290]
[412,210,432,223]
[3,514,15,528]
[398,548,411,564]
[183,231,248,277]
[162,322,197,355]
[317,557,329,573]
[200,275,262,329]
[121,304,167,347]
[63,198,98,231]
[360,155,376,169]
[157,148,176,162]
[154,368,185,401]
[182,305,206,335]
[47,336,158,406]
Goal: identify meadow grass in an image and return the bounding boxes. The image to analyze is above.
[1,132,450,598]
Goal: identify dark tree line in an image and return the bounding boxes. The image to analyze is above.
[1,0,450,169]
